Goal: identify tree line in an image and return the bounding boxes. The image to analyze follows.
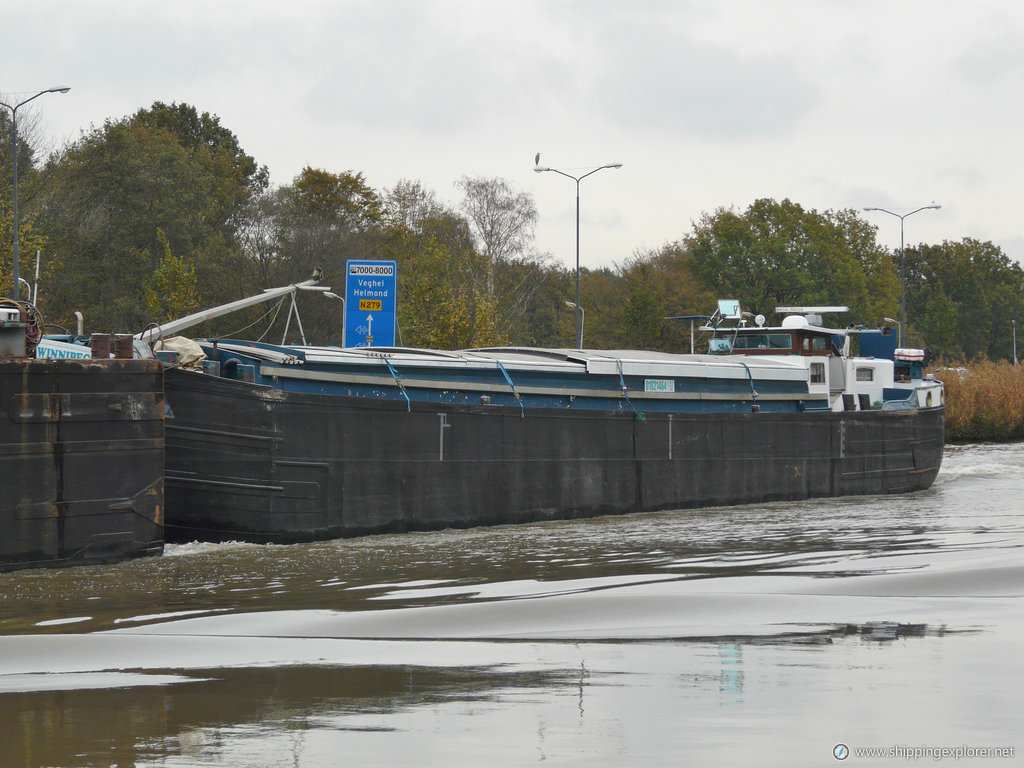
[2,101,1022,361]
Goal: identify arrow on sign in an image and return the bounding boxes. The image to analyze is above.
[366,314,373,337]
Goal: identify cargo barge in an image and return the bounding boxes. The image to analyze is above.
[141,284,945,543]
[2,304,164,570]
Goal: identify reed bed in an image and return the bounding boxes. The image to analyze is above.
[931,360,1024,442]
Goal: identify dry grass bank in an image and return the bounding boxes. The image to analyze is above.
[930,360,1024,443]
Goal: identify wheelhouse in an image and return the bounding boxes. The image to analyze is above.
[708,321,845,358]
[700,302,943,413]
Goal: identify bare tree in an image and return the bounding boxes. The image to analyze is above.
[455,176,539,296]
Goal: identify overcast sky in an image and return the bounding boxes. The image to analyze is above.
[5,0,1023,279]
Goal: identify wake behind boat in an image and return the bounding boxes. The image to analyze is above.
[139,283,945,543]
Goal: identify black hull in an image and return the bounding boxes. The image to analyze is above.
[163,367,945,544]
[0,358,165,571]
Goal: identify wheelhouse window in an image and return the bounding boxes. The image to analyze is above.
[731,333,792,351]
[802,336,829,352]
[856,367,874,382]
[810,362,826,384]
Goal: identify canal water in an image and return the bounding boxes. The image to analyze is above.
[1,443,1022,767]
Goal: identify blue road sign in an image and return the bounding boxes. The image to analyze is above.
[344,260,397,348]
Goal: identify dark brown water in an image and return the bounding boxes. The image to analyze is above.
[1,443,1022,767]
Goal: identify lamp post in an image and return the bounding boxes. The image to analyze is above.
[564,301,585,348]
[863,204,940,345]
[535,159,622,349]
[883,316,902,348]
[1,87,71,301]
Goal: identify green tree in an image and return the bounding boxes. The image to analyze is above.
[915,281,958,354]
[622,278,668,349]
[39,120,212,329]
[36,104,262,331]
[830,208,899,322]
[907,239,1024,359]
[132,101,269,196]
[145,229,200,323]
[687,198,890,324]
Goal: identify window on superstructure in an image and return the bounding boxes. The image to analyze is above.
[856,367,874,382]
[732,333,791,350]
[802,336,829,352]
[810,362,826,384]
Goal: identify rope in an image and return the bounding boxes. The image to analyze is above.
[383,357,411,412]
[737,361,759,403]
[616,358,646,423]
[496,359,525,417]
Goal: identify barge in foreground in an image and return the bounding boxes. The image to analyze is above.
[2,306,164,570]
[143,285,945,543]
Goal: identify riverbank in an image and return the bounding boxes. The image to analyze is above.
[932,360,1024,443]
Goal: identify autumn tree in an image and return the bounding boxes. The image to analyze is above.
[289,167,382,230]
[380,180,505,348]
[573,266,626,349]
[609,244,717,351]
[400,238,505,349]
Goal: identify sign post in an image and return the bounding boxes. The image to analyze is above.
[343,260,397,348]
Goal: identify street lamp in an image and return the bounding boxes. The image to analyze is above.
[883,316,902,348]
[535,158,622,349]
[564,301,585,348]
[1,86,71,301]
[863,204,941,345]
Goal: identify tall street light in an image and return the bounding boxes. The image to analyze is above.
[863,204,940,346]
[535,158,622,349]
[1,86,71,300]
